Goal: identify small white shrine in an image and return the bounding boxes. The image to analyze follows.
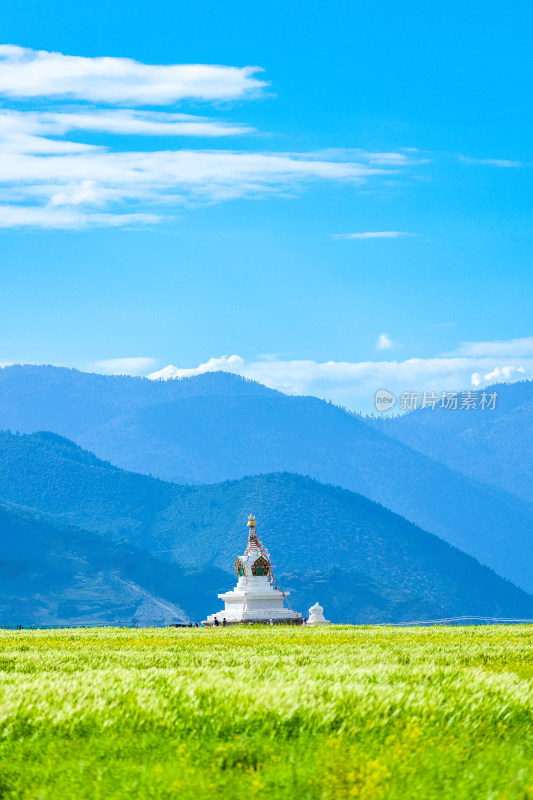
[307,602,330,625]
[204,514,302,625]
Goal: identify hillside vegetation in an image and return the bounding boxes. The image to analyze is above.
[0,366,532,592]
[0,626,531,799]
[0,430,532,624]
[369,380,533,507]
[0,503,230,626]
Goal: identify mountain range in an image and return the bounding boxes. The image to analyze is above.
[0,429,532,624]
[368,380,533,507]
[0,365,532,592]
[0,501,230,627]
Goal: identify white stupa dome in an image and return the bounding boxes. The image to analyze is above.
[203,514,302,626]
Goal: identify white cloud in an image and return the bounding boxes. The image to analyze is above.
[459,155,522,168]
[447,336,533,358]
[0,147,389,228]
[375,333,403,350]
[147,353,533,412]
[148,355,244,380]
[332,231,416,240]
[51,109,253,137]
[92,357,156,375]
[471,366,526,386]
[50,180,103,207]
[315,148,430,166]
[362,152,410,165]
[429,321,456,330]
[256,352,291,361]
[0,149,384,188]
[0,45,266,104]
[0,110,98,154]
[0,205,161,228]
[0,45,417,228]
[0,109,253,148]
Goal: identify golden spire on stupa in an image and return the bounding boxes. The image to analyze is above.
[246,513,260,551]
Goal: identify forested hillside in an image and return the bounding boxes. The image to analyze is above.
[0,502,231,626]
[0,430,532,623]
[0,366,532,591]
[367,380,533,507]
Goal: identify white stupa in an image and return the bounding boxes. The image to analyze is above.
[204,514,302,625]
[307,602,330,625]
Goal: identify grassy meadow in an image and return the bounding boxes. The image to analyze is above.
[0,625,532,799]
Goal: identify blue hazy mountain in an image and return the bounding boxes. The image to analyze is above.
[0,430,532,623]
[367,380,533,507]
[0,501,233,626]
[0,500,443,626]
[0,365,532,591]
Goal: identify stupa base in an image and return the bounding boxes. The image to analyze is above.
[202,514,305,627]
[203,617,304,626]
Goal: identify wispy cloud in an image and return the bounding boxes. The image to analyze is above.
[0,109,253,144]
[149,355,244,380]
[315,148,431,166]
[375,333,403,350]
[0,98,395,227]
[0,149,388,227]
[471,366,525,387]
[147,351,533,412]
[0,45,418,228]
[332,231,416,240]
[92,357,157,375]
[428,321,457,330]
[0,205,161,229]
[446,336,533,358]
[458,155,522,168]
[0,45,267,104]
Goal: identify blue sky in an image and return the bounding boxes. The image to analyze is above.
[1,0,532,410]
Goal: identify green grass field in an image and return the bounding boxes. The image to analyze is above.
[0,625,532,799]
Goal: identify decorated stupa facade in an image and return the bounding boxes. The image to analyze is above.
[204,514,302,625]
